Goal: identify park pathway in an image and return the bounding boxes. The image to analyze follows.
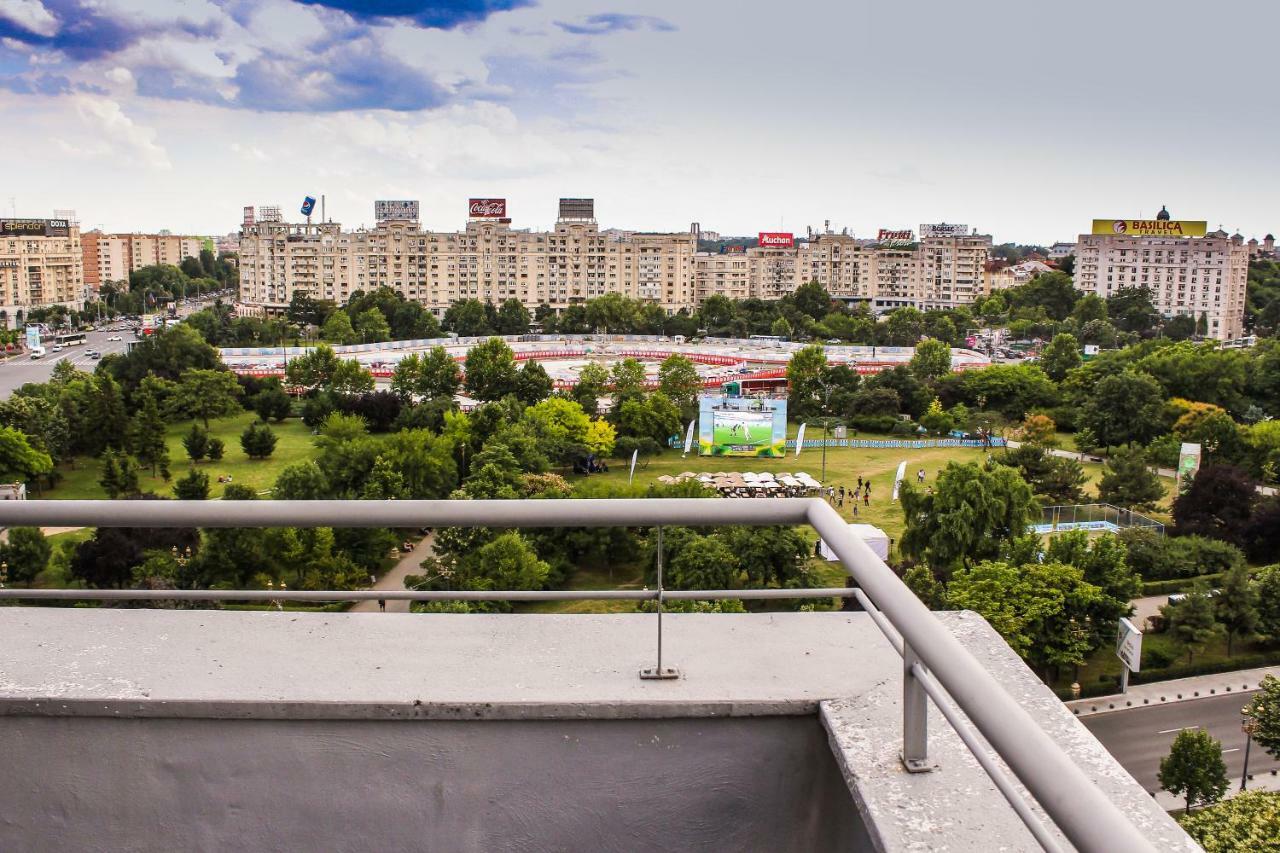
[350,532,434,613]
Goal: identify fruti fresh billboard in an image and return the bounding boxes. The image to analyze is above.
[757,232,794,248]
[1091,219,1207,237]
[699,396,788,457]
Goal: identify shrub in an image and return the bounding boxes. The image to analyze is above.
[612,435,662,460]
[847,414,898,434]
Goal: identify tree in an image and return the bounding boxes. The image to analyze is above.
[1097,446,1165,510]
[1005,271,1079,321]
[1215,563,1258,656]
[514,359,553,406]
[879,307,925,346]
[126,392,168,477]
[442,299,494,337]
[0,527,51,583]
[352,308,391,343]
[392,346,461,401]
[321,310,357,344]
[609,358,648,408]
[273,461,330,499]
[494,298,531,335]
[361,455,408,500]
[240,422,278,459]
[1158,728,1229,814]
[657,354,702,413]
[463,338,519,401]
[171,369,242,427]
[463,533,549,592]
[1080,370,1165,448]
[99,449,121,498]
[1161,584,1224,663]
[572,362,609,417]
[770,316,792,339]
[899,462,1035,576]
[1178,790,1280,852]
[668,534,740,590]
[182,423,209,463]
[584,418,617,457]
[994,445,1087,504]
[1107,286,1160,334]
[252,384,293,422]
[919,397,954,434]
[1018,413,1057,447]
[909,338,951,383]
[1039,333,1082,382]
[0,425,53,484]
[786,345,829,419]
[1256,566,1280,643]
[1243,675,1280,760]
[1173,464,1259,545]
[174,468,210,500]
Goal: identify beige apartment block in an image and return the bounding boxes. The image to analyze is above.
[1074,228,1249,340]
[0,219,84,326]
[82,231,205,290]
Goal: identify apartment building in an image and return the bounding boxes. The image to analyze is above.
[237,198,697,317]
[81,231,205,290]
[0,218,85,326]
[1073,208,1249,340]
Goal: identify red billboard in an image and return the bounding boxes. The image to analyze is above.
[758,232,794,249]
[469,198,507,218]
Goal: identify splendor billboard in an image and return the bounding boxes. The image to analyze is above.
[1091,219,1207,237]
[469,198,507,218]
[699,396,788,458]
[757,232,794,249]
[1,219,68,237]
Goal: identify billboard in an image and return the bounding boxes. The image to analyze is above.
[1091,219,1207,237]
[469,198,506,218]
[24,325,40,351]
[300,196,316,217]
[877,228,915,247]
[559,198,595,220]
[920,223,969,238]
[242,206,255,227]
[1,218,68,237]
[1178,442,1202,483]
[758,232,794,249]
[375,199,419,222]
[699,396,788,457]
[1116,617,1142,673]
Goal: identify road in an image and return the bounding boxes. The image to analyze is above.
[0,326,136,396]
[1081,692,1280,792]
[349,533,434,613]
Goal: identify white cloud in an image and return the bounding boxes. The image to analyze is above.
[71,96,172,171]
[0,0,58,37]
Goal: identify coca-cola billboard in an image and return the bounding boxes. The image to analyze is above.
[758,232,794,249]
[469,198,507,218]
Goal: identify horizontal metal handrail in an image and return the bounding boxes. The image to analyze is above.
[0,588,857,602]
[0,498,1154,853]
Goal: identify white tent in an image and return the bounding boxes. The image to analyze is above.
[819,524,891,562]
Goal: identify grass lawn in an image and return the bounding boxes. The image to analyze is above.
[515,563,647,614]
[1053,631,1277,694]
[39,412,317,500]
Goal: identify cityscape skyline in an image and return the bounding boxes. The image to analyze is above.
[3,0,1277,241]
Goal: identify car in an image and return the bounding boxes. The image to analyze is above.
[88,351,101,359]
[53,344,64,352]
[108,335,122,342]
[29,351,43,359]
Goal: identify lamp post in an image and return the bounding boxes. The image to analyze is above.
[1241,715,1258,790]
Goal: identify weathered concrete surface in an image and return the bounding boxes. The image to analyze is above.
[820,611,1198,852]
[1,715,869,853]
[0,609,1195,852]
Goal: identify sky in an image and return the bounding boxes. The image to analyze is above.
[2,0,1277,244]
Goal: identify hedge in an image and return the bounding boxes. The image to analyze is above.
[1056,648,1280,700]
[1141,573,1225,597]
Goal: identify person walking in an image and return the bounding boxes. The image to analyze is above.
[863,490,870,506]
[856,475,863,492]
[917,468,926,484]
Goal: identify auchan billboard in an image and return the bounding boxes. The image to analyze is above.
[1092,219,1207,237]
[758,232,794,248]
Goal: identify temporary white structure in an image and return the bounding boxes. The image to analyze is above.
[819,524,891,561]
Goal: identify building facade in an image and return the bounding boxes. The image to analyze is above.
[1073,210,1248,340]
[236,204,994,317]
[0,218,84,327]
[82,232,205,290]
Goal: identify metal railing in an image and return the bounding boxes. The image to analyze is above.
[1034,502,1165,536]
[0,498,1156,853]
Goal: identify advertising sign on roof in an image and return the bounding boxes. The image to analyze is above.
[375,200,419,222]
[877,228,915,247]
[1091,219,1207,237]
[469,198,507,218]
[757,232,794,249]
[920,223,969,238]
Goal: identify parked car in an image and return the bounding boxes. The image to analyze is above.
[108,335,122,342]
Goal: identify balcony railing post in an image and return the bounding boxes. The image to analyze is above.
[901,641,933,773]
[640,525,679,680]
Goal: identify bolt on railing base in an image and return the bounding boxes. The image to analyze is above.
[899,752,936,774]
[638,666,681,680]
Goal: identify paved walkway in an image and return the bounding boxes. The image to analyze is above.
[349,532,434,613]
[1132,594,1169,629]
[1067,665,1279,718]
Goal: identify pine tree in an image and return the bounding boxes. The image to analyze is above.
[98,450,121,499]
[183,423,209,463]
[130,394,170,477]
[117,455,140,497]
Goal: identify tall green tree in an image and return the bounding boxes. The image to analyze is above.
[909,338,952,383]
[129,393,169,477]
[1161,584,1224,663]
[0,425,53,484]
[1158,728,1229,814]
[514,360,553,406]
[442,299,493,337]
[174,468,210,500]
[321,310,357,344]
[172,369,242,427]
[609,358,648,409]
[353,307,391,343]
[0,527,51,583]
[1039,333,1082,382]
[572,362,609,417]
[786,344,829,419]
[1080,370,1165,448]
[494,298,531,335]
[1097,446,1165,510]
[239,422,278,459]
[463,338,519,401]
[1243,675,1280,760]
[657,354,702,413]
[1215,562,1258,656]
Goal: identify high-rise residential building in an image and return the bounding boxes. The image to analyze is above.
[1073,207,1249,340]
[81,231,206,290]
[0,217,84,327]
[236,198,697,317]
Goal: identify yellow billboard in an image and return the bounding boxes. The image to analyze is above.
[1091,218,1207,237]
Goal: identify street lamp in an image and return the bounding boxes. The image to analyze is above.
[1241,715,1259,790]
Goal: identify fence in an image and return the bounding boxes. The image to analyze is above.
[0,498,1156,853]
[1033,503,1165,536]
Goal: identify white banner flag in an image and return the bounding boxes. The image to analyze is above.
[794,423,807,458]
[682,419,696,457]
[629,448,639,484]
[891,460,908,501]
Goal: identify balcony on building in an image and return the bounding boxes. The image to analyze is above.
[0,498,1194,853]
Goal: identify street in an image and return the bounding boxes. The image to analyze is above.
[0,326,134,396]
[1081,692,1280,792]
